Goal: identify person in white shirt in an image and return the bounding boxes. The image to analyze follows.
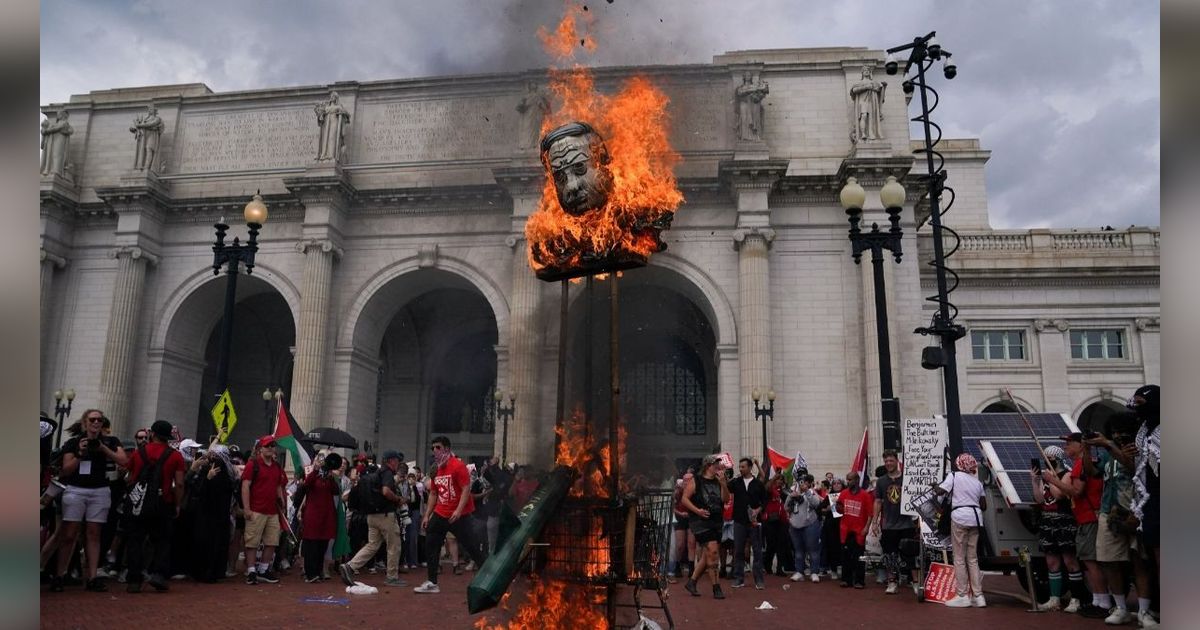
[933,453,987,608]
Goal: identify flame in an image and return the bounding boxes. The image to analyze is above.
[474,579,608,630]
[556,407,628,498]
[525,1,684,278]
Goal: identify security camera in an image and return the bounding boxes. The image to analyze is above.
[943,57,957,80]
[902,80,914,95]
[885,53,899,76]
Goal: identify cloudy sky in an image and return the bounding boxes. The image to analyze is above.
[40,0,1159,229]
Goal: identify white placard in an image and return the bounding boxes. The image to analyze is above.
[901,417,948,517]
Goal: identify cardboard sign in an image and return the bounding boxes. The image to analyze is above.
[716,452,734,471]
[923,562,957,603]
[901,417,947,517]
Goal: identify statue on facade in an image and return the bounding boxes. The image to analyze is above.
[850,65,887,143]
[129,104,164,171]
[314,91,350,162]
[735,73,769,142]
[515,80,551,151]
[40,109,73,177]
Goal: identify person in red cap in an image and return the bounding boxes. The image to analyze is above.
[240,435,287,584]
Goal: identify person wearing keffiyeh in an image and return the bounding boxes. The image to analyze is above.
[1126,385,1161,627]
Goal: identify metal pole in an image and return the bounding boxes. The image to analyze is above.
[502,411,509,464]
[871,245,901,451]
[554,280,569,459]
[214,260,239,396]
[761,404,769,473]
[609,275,620,502]
[915,56,964,459]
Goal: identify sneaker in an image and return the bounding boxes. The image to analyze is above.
[384,577,408,587]
[413,580,441,594]
[1105,609,1133,625]
[944,595,973,608]
[1038,596,1062,612]
[731,580,745,588]
[811,573,820,583]
[147,574,169,592]
[339,564,357,586]
[94,566,110,578]
[225,569,237,578]
[85,577,108,592]
[886,582,898,595]
[245,571,258,585]
[49,575,64,592]
[973,595,986,608]
[790,572,803,582]
[257,571,280,584]
[713,584,725,600]
[754,580,764,590]
[1064,598,1081,614]
[684,580,700,597]
[464,561,477,571]
[1137,611,1159,628]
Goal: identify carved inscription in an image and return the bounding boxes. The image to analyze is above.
[354,97,513,164]
[178,108,313,173]
[662,84,727,151]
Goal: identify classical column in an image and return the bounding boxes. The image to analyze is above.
[40,249,67,331]
[291,239,341,425]
[734,228,775,460]
[97,247,158,433]
[1135,317,1161,386]
[1035,319,1071,411]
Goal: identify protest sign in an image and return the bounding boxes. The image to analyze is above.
[716,452,734,471]
[923,562,956,603]
[901,417,947,517]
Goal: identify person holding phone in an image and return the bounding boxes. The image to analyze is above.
[680,454,730,599]
[1030,445,1085,612]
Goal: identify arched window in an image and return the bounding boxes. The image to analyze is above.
[622,359,707,436]
[981,400,1031,413]
[1077,400,1127,434]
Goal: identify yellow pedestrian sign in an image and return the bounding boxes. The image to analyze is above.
[211,389,238,443]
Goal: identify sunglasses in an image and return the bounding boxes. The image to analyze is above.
[87,416,107,424]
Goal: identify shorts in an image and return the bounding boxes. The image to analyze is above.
[690,520,722,545]
[61,485,111,523]
[1139,493,1160,550]
[673,515,690,531]
[1075,521,1098,561]
[244,509,282,548]
[1095,513,1132,562]
[1037,511,1077,555]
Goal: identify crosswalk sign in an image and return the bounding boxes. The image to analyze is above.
[210,389,238,444]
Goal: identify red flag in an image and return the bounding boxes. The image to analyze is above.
[850,427,869,481]
[766,447,795,476]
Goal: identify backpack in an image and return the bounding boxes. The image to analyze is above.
[127,444,173,519]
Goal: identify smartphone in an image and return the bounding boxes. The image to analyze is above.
[1030,457,1041,472]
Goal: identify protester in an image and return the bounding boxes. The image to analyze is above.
[1044,432,1108,618]
[836,470,874,589]
[50,409,127,592]
[481,456,511,555]
[729,457,767,589]
[404,470,424,570]
[670,471,697,580]
[681,454,729,600]
[760,475,792,577]
[935,454,987,608]
[413,436,488,594]
[785,473,822,582]
[340,451,407,587]
[241,435,287,585]
[188,444,237,583]
[872,450,916,594]
[1127,384,1160,627]
[467,463,492,567]
[821,477,844,580]
[301,453,341,583]
[1030,445,1085,613]
[123,420,185,593]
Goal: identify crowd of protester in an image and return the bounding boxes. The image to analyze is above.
[39,384,1161,627]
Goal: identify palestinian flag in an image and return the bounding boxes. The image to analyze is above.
[766,447,795,481]
[273,397,312,478]
[850,427,869,483]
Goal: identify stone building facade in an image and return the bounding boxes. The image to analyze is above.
[39,48,1160,474]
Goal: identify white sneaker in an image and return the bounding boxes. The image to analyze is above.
[413,580,440,594]
[1137,611,1159,628]
[1064,598,1081,613]
[790,572,803,582]
[1038,596,1062,611]
[944,595,973,608]
[886,582,898,594]
[810,573,820,583]
[1105,609,1133,625]
[973,595,987,608]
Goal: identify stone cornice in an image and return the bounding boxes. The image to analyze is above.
[491,165,546,198]
[732,227,777,251]
[109,245,161,266]
[835,156,914,187]
[922,273,1159,290]
[354,184,507,213]
[282,171,357,210]
[94,177,172,212]
[1134,317,1161,331]
[295,238,345,261]
[718,159,789,190]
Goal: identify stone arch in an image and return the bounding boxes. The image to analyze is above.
[975,395,1034,414]
[1074,397,1128,434]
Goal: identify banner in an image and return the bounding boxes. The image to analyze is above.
[901,417,947,517]
[923,562,956,603]
[210,390,238,444]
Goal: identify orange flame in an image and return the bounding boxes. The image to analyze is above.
[536,2,596,60]
[555,406,628,498]
[525,1,684,278]
[474,580,608,630]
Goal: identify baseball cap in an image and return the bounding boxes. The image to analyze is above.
[1060,432,1084,443]
[256,435,277,449]
[382,450,402,462]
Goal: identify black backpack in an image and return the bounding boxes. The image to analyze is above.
[127,444,173,519]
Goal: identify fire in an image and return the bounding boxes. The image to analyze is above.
[474,579,607,630]
[525,1,684,278]
[555,406,627,498]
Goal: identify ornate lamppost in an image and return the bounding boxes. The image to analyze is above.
[52,388,75,448]
[841,175,907,452]
[211,193,268,406]
[751,388,775,470]
[493,390,515,464]
[884,32,967,459]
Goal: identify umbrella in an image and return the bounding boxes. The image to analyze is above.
[304,427,358,450]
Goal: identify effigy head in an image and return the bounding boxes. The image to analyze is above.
[540,122,613,217]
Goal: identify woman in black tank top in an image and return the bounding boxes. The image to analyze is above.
[680,455,730,599]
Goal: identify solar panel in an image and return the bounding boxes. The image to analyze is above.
[960,413,1076,439]
[980,440,1047,505]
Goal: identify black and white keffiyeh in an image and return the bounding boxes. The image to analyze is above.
[1131,422,1160,526]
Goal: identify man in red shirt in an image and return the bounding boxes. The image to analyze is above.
[413,436,488,594]
[1044,432,1109,618]
[240,435,287,585]
[123,420,185,593]
[836,470,874,589]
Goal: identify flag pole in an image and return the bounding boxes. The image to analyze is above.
[1003,387,1054,471]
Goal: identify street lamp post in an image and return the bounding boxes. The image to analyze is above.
[52,388,75,448]
[211,192,268,405]
[262,387,274,435]
[493,390,516,464]
[884,32,967,460]
[751,388,775,471]
[841,176,907,452]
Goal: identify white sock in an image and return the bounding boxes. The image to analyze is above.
[1112,594,1127,612]
[1139,597,1151,614]
[256,562,269,573]
[1095,593,1113,608]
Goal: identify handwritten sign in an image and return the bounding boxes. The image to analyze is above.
[923,562,957,603]
[717,452,734,471]
[901,417,947,517]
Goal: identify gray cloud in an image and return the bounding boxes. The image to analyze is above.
[40,0,1159,228]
